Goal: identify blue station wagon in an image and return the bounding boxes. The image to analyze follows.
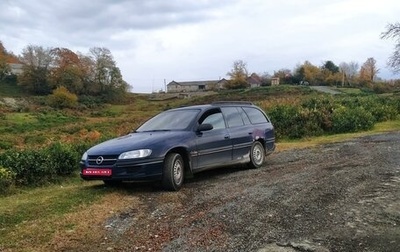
[80,101,275,191]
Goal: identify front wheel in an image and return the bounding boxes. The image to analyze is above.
[248,141,265,169]
[162,153,184,191]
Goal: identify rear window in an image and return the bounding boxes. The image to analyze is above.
[242,107,269,124]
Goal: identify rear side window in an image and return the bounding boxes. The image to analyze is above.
[221,107,244,128]
[242,107,269,124]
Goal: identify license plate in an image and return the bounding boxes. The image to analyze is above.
[83,168,112,176]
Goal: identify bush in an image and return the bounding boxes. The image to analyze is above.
[0,149,56,186]
[268,95,399,140]
[268,105,324,139]
[0,166,15,195]
[331,106,375,133]
[47,86,78,109]
[45,142,79,176]
[0,142,83,187]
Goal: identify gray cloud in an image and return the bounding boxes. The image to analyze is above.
[1,0,399,93]
[1,0,235,51]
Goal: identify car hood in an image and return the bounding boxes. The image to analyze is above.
[86,131,192,155]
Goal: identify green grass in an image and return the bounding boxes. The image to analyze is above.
[0,179,107,248]
[0,112,82,134]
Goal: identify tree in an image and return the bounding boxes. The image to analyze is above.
[273,68,293,84]
[294,61,320,85]
[226,60,249,89]
[322,61,339,74]
[339,61,359,86]
[359,57,379,84]
[18,45,53,94]
[0,42,10,80]
[0,41,19,81]
[320,61,340,86]
[49,47,85,94]
[381,22,400,73]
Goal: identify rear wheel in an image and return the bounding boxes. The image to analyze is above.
[162,153,184,191]
[248,141,265,169]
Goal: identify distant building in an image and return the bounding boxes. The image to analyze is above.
[167,79,229,93]
[271,77,280,86]
[246,73,262,88]
[8,63,24,75]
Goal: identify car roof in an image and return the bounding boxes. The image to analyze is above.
[169,101,255,112]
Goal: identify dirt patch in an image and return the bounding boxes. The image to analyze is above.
[53,132,400,251]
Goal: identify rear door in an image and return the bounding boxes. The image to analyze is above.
[221,106,253,162]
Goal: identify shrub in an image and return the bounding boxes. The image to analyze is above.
[0,149,56,186]
[331,106,375,133]
[268,105,324,139]
[47,86,78,109]
[0,142,83,187]
[45,142,79,176]
[0,166,15,195]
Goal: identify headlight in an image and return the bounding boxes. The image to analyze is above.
[119,149,152,159]
[81,152,88,161]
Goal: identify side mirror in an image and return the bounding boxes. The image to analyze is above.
[197,123,213,132]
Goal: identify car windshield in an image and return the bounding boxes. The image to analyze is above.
[136,109,200,132]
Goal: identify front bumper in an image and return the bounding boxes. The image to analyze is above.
[80,158,164,181]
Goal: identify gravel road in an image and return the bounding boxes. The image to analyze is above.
[85,132,400,252]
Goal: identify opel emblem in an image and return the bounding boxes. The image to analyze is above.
[96,156,104,165]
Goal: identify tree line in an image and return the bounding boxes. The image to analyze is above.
[0,42,129,102]
[226,22,400,89]
[226,57,386,89]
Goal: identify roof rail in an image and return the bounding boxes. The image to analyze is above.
[212,101,253,105]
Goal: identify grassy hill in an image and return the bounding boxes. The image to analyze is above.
[1,82,400,250]
[1,83,399,151]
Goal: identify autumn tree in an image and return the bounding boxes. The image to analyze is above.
[359,57,379,84]
[0,41,19,81]
[381,22,400,73]
[293,61,320,85]
[49,47,85,94]
[0,41,10,80]
[18,45,53,94]
[226,60,249,89]
[321,60,341,86]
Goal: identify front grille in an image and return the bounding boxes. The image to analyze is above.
[88,155,118,166]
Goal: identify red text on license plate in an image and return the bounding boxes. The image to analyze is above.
[83,168,112,176]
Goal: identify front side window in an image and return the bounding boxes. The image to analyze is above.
[200,111,226,130]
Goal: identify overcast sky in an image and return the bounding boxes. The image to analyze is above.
[1,0,400,93]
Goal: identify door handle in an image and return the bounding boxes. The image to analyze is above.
[224,134,230,139]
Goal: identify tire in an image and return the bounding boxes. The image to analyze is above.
[103,180,122,187]
[162,153,184,191]
[248,141,265,169]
